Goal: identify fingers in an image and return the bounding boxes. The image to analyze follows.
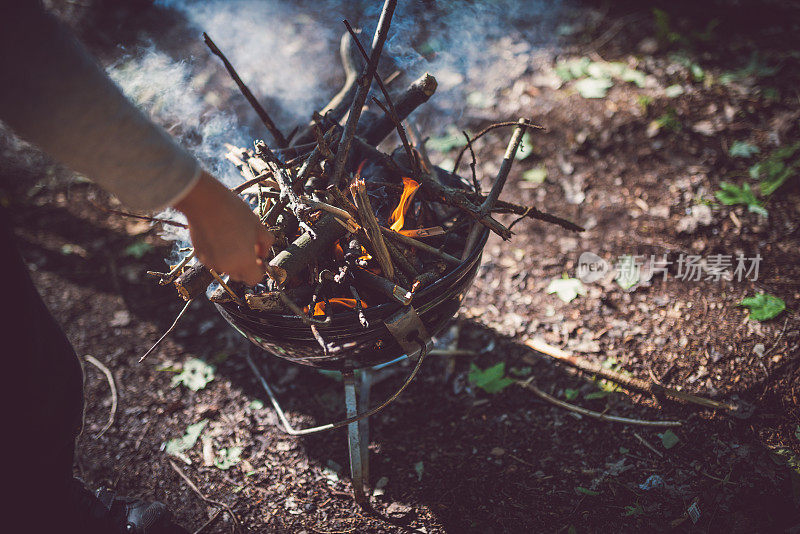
[255,225,275,258]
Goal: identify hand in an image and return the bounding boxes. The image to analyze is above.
[174,171,274,285]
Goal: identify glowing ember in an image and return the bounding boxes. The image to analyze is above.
[312,298,367,316]
[388,176,420,232]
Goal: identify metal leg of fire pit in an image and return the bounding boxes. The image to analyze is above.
[343,369,371,507]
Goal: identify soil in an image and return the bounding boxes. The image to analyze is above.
[2,1,799,532]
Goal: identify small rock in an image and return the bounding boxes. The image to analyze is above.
[109,310,131,327]
[490,447,505,457]
[649,205,670,218]
[692,120,717,136]
[753,343,765,357]
[386,502,412,516]
[676,204,713,233]
[638,37,658,54]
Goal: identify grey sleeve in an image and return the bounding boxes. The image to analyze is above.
[0,2,200,211]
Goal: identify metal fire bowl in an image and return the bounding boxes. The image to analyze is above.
[215,225,489,372]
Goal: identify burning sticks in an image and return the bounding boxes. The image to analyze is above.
[148,4,582,334]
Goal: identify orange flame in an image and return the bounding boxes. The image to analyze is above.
[389,177,420,232]
[312,298,367,316]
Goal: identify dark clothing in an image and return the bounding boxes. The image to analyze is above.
[2,207,84,530]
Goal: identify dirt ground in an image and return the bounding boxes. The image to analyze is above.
[2,1,799,532]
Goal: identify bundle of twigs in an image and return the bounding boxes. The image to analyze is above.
[145,0,581,334]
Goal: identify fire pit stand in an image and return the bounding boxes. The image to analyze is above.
[243,305,434,507]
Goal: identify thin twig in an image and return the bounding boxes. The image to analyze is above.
[193,509,222,534]
[138,299,193,363]
[208,269,246,306]
[204,32,287,148]
[518,378,682,427]
[522,338,739,413]
[452,120,544,175]
[462,118,529,258]
[343,19,418,175]
[329,0,397,188]
[380,226,461,265]
[84,355,118,437]
[168,459,240,534]
[90,200,187,228]
[633,432,664,458]
[462,131,479,193]
[276,289,331,326]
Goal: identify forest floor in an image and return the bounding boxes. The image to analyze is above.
[2,1,799,532]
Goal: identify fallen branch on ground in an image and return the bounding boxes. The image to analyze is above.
[517,377,682,427]
[84,355,118,437]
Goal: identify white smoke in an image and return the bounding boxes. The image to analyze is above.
[103,0,564,247]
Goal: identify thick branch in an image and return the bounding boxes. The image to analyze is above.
[351,179,395,280]
[359,72,437,147]
[267,213,347,286]
[329,0,397,188]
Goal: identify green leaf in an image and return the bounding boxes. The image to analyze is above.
[564,388,579,401]
[729,141,760,158]
[546,276,586,303]
[658,429,680,449]
[690,63,705,82]
[575,77,613,99]
[624,502,645,517]
[715,182,767,217]
[249,399,264,410]
[171,358,215,391]
[575,486,599,496]
[749,144,800,195]
[655,110,682,132]
[619,67,646,88]
[468,362,514,394]
[584,390,610,401]
[522,165,547,184]
[124,240,153,259]
[555,57,591,81]
[165,420,208,456]
[214,446,242,470]
[739,293,786,321]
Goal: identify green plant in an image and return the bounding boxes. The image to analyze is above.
[555,57,646,99]
[171,358,216,391]
[165,420,208,457]
[729,141,759,158]
[715,182,767,217]
[739,293,786,321]
[749,142,800,195]
[658,429,680,449]
[468,362,514,394]
[546,275,586,303]
[624,502,645,517]
[655,109,682,132]
[214,446,243,470]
